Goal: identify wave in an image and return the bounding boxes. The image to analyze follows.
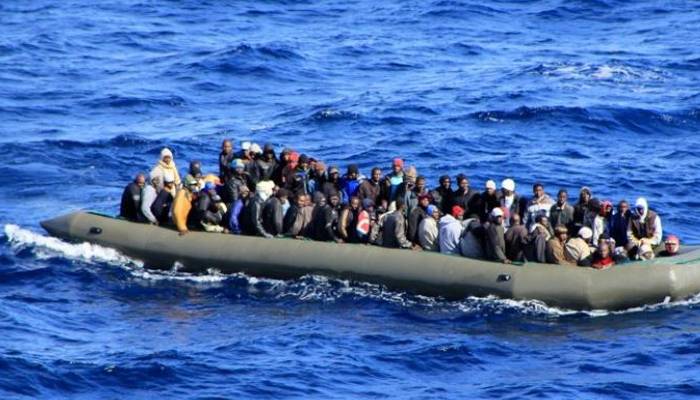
[5,225,700,318]
[80,94,187,110]
[179,43,305,78]
[526,62,667,82]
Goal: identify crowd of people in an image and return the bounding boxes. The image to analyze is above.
[119,140,682,269]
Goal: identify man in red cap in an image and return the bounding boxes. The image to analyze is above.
[439,205,466,255]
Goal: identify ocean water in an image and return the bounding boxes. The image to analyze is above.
[1,0,700,398]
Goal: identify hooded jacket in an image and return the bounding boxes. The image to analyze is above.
[438,214,465,255]
[150,150,181,190]
[119,182,142,221]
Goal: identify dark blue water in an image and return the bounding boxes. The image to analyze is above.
[2,1,700,398]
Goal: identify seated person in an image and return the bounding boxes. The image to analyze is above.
[591,238,615,269]
[119,173,145,221]
[546,224,575,266]
[172,176,200,235]
[439,206,465,255]
[151,174,176,225]
[196,182,227,232]
[565,227,593,266]
[626,197,662,258]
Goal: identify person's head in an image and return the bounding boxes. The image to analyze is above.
[349,196,360,210]
[557,189,568,206]
[255,180,275,201]
[554,224,568,242]
[329,192,340,207]
[601,200,613,217]
[184,176,198,192]
[371,167,382,182]
[451,205,465,220]
[281,148,292,163]
[134,173,146,188]
[485,180,497,195]
[277,188,291,203]
[439,175,451,190]
[457,175,469,190]
[665,235,680,255]
[427,205,440,220]
[510,213,521,226]
[416,176,426,191]
[392,158,404,174]
[189,160,202,179]
[150,176,162,188]
[579,187,592,204]
[418,194,431,208]
[240,141,252,158]
[404,166,417,185]
[347,164,359,180]
[395,197,407,211]
[249,143,262,157]
[598,239,611,258]
[263,143,275,160]
[314,161,326,175]
[329,166,340,182]
[313,191,326,207]
[536,213,549,227]
[239,185,250,199]
[295,193,306,207]
[299,154,309,170]
[635,197,648,218]
[618,200,629,215]
[160,148,173,164]
[222,139,233,155]
[362,198,375,212]
[533,183,544,199]
[308,158,317,171]
[588,198,602,216]
[490,207,504,224]
[578,226,593,243]
[501,178,515,196]
[203,181,216,195]
[231,158,245,175]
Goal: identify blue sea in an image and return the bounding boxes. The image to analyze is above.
[2,1,700,398]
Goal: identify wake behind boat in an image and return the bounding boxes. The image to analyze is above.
[41,211,700,311]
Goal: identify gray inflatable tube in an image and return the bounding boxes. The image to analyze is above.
[41,211,700,311]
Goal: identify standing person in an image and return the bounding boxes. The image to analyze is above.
[499,178,525,228]
[524,183,554,228]
[609,200,631,249]
[287,154,313,196]
[119,173,146,221]
[439,205,466,255]
[358,167,383,207]
[272,148,292,186]
[381,199,412,249]
[431,175,454,215]
[151,175,176,225]
[338,196,362,243]
[484,208,510,263]
[546,225,575,266]
[255,144,278,183]
[481,180,500,220]
[219,139,235,184]
[150,148,181,190]
[573,187,593,229]
[340,164,364,204]
[228,185,251,235]
[626,197,663,257]
[322,166,342,202]
[396,166,419,215]
[308,192,327,240]
[139,176,161,225]
[224,159,254,203]
[505,214,528,262]
[418,205,440,251]
[184,160,204,190]
[549,189,575,233]
[172,177,199,235]
[452,175,480,217]
[414,176,429,197]
[407,194,431,245]
[591,199,612,246]
[317,192,342,242]
[382,158,405,203]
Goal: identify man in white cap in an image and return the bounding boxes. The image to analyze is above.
[485,207,510,263]
[626,197,663,258]
[565,226,593,266]
[481,180,500,221]
[499,178,525,228]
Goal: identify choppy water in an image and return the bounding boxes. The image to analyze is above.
[1,1,700,398]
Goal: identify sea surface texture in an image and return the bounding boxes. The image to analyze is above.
[1,1,700,398]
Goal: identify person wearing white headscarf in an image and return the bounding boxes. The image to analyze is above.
[150,148,181,190]
[626,197,663,256]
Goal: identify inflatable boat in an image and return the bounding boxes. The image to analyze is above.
[40,211,700,310]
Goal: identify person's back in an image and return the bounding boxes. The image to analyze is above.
[459,218,484,259]
[565,227,593,266]
[382,210,411,249]
[484,208,509,263]
[120,174,145,221]
[139,178,160,224]
[546,225,574,265]
[151,187,174,225]
[262,196,285,236]
[172,179,197,235]
[505,222,528,262]
[439,206,465,255]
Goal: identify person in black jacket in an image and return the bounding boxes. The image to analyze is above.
[430,175,454,215]
[119,173,145,221]
[317,192,342,242]
[453,174,480,217]
[262,188,290,237]
[219,139,234,184]
[151,176,175,225]
[249,181,275,238]
[255,144,278,183]
[224,159,254,203]
[407,194,431,245]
